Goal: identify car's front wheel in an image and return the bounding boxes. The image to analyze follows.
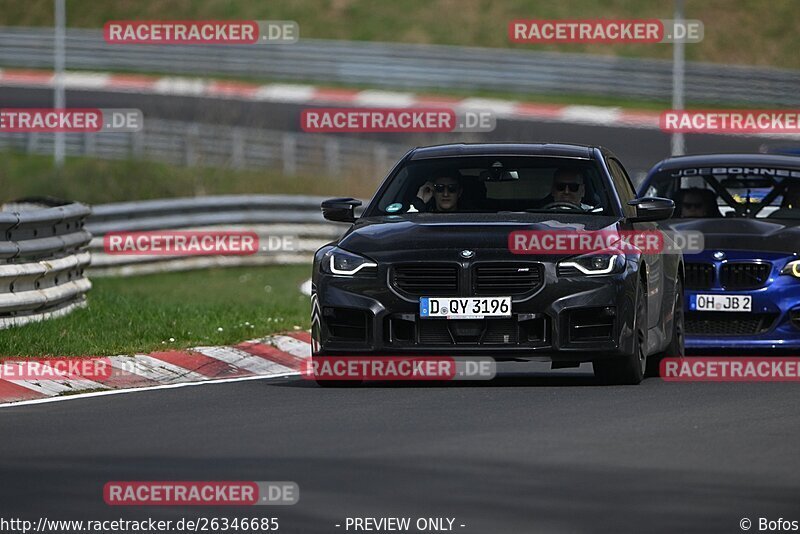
[593,279,647,385]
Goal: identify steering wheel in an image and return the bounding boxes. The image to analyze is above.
[541,201,584,211]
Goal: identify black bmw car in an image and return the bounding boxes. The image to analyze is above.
[312,143,684,384]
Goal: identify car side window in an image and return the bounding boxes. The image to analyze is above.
[607,158,637,217]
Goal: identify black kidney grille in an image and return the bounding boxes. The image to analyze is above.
[685,263,715,290]
[720,263,771,290]
[474,263,543,295]
[392,264,458,295]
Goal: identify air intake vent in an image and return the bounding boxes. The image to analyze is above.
[568,307,615,342]
[323,307,370,342]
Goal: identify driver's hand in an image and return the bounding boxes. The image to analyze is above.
[417,182,434,204]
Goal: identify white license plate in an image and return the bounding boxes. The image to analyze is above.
[691,294,752,312]
[420,297,511,319]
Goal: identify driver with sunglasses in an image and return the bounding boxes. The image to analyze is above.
[547,168,594,210]
[412,174,462,212]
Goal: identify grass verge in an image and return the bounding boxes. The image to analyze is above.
[0,266,312,357]
[0,151,381,203]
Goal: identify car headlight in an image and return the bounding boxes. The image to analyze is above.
[558,253,625,276]
[321,248,377,276]
[780,259,800,278]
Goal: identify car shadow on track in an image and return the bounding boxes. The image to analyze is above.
[271,362,652,388]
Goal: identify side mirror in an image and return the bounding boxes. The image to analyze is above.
[321,198,362,223]
[628,197,674,222]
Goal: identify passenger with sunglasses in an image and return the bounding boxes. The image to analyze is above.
[412,175,462,212]
[677,188,720,218]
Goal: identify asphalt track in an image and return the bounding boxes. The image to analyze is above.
[1,363,799,533]
[0,86,782,179]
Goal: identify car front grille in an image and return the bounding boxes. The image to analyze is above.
[685,263,715,290]
[685,312,777,336]
[392,262,544,296]
[392,264,458,295]
[473,263,543,295]
[720,262,771,290]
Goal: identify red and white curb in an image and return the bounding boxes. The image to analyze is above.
[0,331,312,407]
[0,67,661,129]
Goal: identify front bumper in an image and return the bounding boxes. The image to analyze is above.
[312,260,640,362]
[684,279,800,350]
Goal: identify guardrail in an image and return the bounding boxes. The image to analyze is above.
[86,195,349,277]
[0,199,92,329]
[0,26,797,105]
[0,118,409,179]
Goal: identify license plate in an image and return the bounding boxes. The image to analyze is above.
[420,297,512,319]
[690,294,752,312]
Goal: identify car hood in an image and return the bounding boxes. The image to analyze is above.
[338,213,624,258]
[660,217,799,254]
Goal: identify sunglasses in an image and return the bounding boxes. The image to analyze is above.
[555,183,582,192]
[433,184,459,193]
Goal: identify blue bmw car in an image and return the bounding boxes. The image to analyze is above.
[640,154,800,351]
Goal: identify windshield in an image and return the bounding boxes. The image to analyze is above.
[367,156,613,216]
[644,166,800,220]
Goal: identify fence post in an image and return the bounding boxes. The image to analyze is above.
[231,127,245,169]
[282,133,297,175]
[26,132,38,154]
[185,124,200,166]
[83,132,96,156]
[131,129,144,157]
[325,138,340,176]
[374,145,389,178]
